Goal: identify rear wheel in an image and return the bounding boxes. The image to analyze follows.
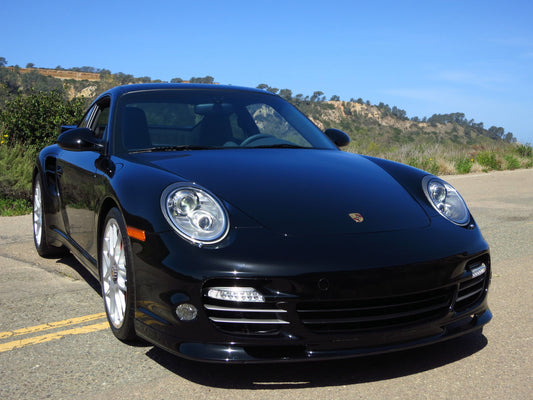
[100,207,137,341]
[33,175,67,257]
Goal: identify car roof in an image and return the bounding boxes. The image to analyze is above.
[100,83,270,99]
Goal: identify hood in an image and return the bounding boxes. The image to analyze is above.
[134,149,430,235]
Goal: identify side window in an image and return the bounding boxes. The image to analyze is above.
[78,106,96,129]
[80,98,110,138]
[92,106,110,138]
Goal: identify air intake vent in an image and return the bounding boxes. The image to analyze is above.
[454,263,488,312]
[203,289,288,336]
[296,287,453,334]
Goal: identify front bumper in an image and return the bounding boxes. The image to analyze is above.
[140,308,491,363]
[131,224,492,363]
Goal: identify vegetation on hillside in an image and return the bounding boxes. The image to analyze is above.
[0,58,531,215]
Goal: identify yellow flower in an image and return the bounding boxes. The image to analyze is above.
[1,140,4,144]
[470,158,474,162]
[2,134,7,138]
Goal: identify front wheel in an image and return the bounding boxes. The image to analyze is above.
[100,208,137,341]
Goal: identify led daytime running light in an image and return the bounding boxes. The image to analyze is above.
[470,263,487,278]
[207,287,265,303]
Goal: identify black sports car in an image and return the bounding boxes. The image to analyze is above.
[33,83,491,363]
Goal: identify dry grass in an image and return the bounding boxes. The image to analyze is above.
[346,141,533,176]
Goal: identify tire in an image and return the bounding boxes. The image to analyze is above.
[33,175,68,258]
[100,207,137,341]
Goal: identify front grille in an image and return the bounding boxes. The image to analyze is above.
[296,287,453,334]
[203,297,288,336]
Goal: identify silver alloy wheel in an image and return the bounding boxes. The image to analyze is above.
[101,218,127,329]
[33,180,43,247]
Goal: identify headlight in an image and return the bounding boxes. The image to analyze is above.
[422,176,470,225]
[161,183,229,244]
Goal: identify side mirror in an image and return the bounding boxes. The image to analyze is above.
[57,128,104,152]
[324,128,350,147]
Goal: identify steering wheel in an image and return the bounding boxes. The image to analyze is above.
[240,134,274,147]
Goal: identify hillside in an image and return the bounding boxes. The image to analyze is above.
[305,100,504,146]
[1,62,531,179]
[0,63,516,147]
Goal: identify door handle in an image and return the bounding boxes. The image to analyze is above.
[56,165,63,176]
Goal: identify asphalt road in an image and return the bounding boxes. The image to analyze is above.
[0,169,532,399]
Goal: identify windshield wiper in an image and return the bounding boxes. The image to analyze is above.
[130,145,216,153]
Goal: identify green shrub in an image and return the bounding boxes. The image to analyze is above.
[476,151,501,171]
[455,157,473,174]
[0,90,86,148]
[0,197,32,216]
[515,143,532,158]
[0,143,38,203]
[407,157,440,175]
[504,154,520,170]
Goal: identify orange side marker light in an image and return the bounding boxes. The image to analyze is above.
[127,226,146,242]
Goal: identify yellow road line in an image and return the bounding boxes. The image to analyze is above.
[0,313,106,339]
[0,322,109,353]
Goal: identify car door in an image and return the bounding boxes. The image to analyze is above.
[56,98,110,263]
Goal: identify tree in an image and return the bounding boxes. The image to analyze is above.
[278,89,292,101]
[391,106,407,119]
[20,71,63,92]
[99,69,112,80]
[504,132,515,143]
[330,95,340,101]
[311,91,324,102]
[171,77,183,83]
[488,126,505,139]
[26,63,35,69]
[0,67,20,94]
[0,57,7,67]
[190,76,214,84]
[0,90,86,147]
[114,72,135,85]
[377,102,391,115]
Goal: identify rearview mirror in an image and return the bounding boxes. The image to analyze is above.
[324,128,350,147]
[57,128,104,152]
[194,103,234,115]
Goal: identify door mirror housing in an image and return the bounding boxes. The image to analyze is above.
[324,128,350,147]
[57,128,104,152]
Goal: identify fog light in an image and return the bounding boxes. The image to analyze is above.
[471,263,487,278]
[207,287,265,302]
[176,303,198,321]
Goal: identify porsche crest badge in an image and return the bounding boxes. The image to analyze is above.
[349,213,364,223]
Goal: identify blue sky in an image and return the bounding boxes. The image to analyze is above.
[3,0,533,144]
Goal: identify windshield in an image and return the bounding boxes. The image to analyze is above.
[114,89,337,153]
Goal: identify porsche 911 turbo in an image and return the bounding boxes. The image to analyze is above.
[33,83,491,363]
